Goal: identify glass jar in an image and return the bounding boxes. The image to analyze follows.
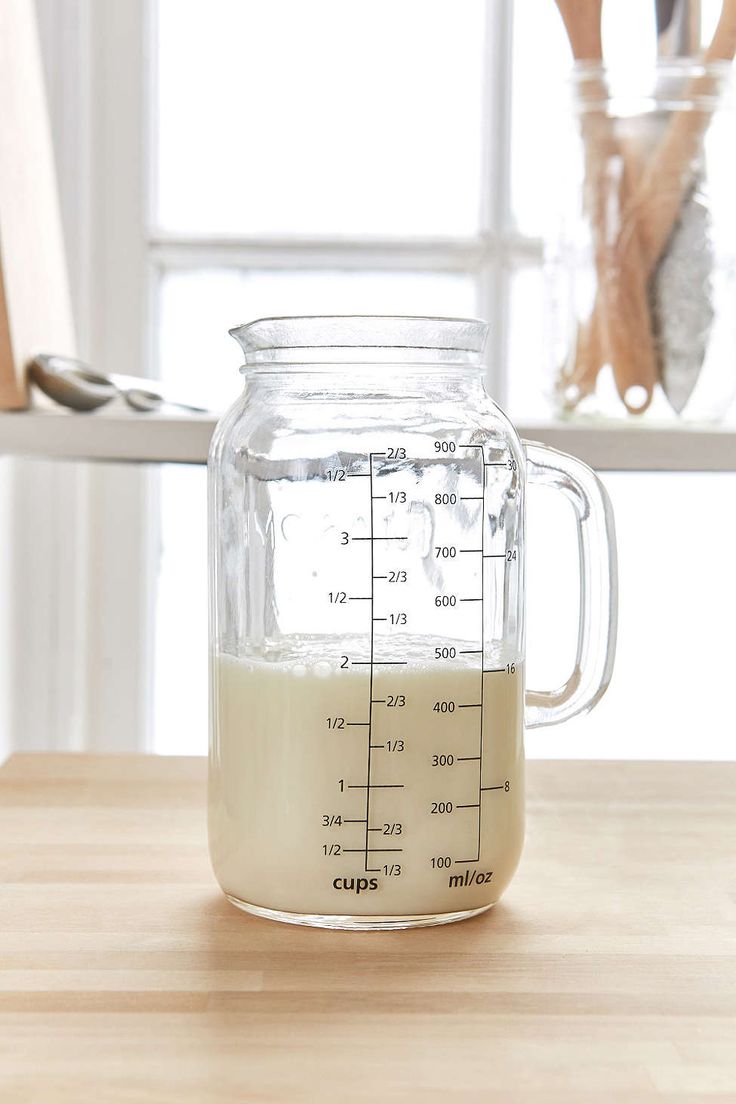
[548,61,736,422]
[208,316,617,929]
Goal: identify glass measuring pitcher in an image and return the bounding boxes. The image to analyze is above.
[208,316,617,930]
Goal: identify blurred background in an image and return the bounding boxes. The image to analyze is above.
[0,0,734,762]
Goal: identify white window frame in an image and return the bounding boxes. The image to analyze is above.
[10,0,154,753]
[11,0,545,753]
[147,1,532,406]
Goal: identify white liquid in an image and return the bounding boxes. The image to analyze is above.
[209,650,524,920]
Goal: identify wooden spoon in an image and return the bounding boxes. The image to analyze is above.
[555,0,660,414]
[631,0,736,273]
[554,0,603,58]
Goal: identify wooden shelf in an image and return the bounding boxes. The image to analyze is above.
[1,406,736,470]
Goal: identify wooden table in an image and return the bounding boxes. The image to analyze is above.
[1,754,734,1103]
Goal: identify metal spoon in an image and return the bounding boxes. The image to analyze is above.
[29,354,210,414]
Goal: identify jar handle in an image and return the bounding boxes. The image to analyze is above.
[523,441,618,728]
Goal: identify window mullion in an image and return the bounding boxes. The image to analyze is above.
[479,0,515,407]
[149,235,492,274]
[82,0,156,751]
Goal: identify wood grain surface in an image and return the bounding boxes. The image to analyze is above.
[1,753,734,1103]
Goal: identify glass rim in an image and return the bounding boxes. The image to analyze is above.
[229,315,490,365]
[570,58,734,81]
[569,58,734,110]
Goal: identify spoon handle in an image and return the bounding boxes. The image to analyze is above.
[122,388,209,414]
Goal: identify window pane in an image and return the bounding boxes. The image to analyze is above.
[525,472,736,761]
[153,469,736,759]
[156,0,486,237]
[505,263,555,420]
[510,0,571,239]
[157,266,479,409]
[154,465,208,754]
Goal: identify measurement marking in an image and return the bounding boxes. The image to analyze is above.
[367,827,384,832]
[459,548,482,554]
[483,668,506,674]
[352,660,407,665]
[457,756,481,761]
[343,847,403,854]
[372,617,388,622]
[483,553,505,559]
[460,597,482,603]
[481,785,505,792]
[459,649,482,655]
[371,699,386,704]
[475,451,488,864]
[346,722,370,727]
[372,575,388,579]
[457,803,480,809]
[355,536,407,542]
[348,784,405,790]
[458,703,482,709]
[364,454,378,871]
[460,443,484,450]
[347,473,371,478]
[349,597,372,601]
[344,818,367,823]
[369,744,386,749]
[455,858,480,864]
[372,495,387,500]
[485,461,507,467]
[460,496,484,501]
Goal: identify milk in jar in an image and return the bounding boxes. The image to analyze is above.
[209,642,524,924]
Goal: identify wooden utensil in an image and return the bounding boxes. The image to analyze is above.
[633,0,736,271]
[555,0,660,414]
[554,0,603,59]
[0,0,76,410]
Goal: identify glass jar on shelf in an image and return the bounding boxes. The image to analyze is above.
[547,60,736,423]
